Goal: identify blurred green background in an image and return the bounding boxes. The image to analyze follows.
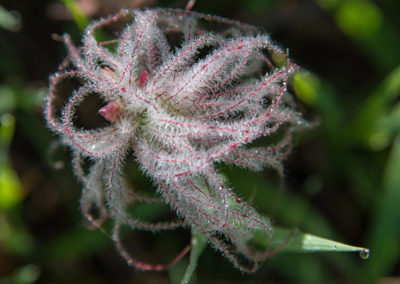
[0,0,400,283]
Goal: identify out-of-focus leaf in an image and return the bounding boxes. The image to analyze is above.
[366,136,400,278]
[335,0,382,39]
[317,0,400,71]
[0,5,21,32]
[293,72,321,106]
[0,114,24,209]
[0,165,24,210]
[0,86,17,114]
[62,0,89,30]
[352,65,400,149]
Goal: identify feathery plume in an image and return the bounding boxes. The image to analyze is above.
[45,8,307,272]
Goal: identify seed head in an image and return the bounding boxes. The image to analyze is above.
[45,8,307,272]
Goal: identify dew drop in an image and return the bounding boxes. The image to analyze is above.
[359,248,370,260]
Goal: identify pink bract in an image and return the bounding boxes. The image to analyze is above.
[98,101,123,122]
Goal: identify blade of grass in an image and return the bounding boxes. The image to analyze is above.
[251,227,369,255]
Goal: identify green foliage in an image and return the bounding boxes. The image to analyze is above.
[0,0,399,283]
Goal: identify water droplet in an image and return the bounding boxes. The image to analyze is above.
[359,248,370,260]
